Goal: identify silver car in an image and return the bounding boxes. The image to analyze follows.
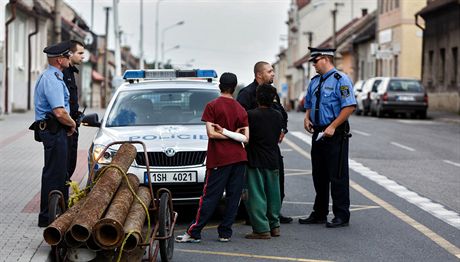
[83,69,220,204]
[370,77,428,118]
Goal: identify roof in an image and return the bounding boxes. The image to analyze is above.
[293,11,377,67]
[416,0,459,17]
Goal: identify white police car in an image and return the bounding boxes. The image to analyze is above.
[83,69,220,204]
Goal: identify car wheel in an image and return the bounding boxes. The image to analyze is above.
[418,110,427,119]
[355,109,362,116]
[376,106,384,118]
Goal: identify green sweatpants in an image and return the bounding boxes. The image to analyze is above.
[244,167,281,233]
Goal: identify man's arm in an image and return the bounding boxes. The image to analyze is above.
[304,109,314,133]
[53,107,76,135]
[323,106,355,137]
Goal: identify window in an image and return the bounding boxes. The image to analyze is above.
[452,47,458,85]
[428,50,434,81]
[379,0,384,14]
[395,0,399,8]
[440,48,445,84]
[394,55,398,76]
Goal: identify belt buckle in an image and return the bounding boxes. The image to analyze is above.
[39,121,46,131]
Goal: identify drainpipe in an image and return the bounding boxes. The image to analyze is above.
[4,0,18,114]
[415,14,425,86]
[27,15,39,110]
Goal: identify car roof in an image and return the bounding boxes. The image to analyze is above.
[118,79,219,92]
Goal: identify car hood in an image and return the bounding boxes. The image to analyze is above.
[93,125,208,152]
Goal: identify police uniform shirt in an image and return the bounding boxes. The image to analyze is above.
[304,68,356,126]
[34,65,70,121]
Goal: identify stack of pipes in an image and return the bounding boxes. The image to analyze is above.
[43,143,153,252]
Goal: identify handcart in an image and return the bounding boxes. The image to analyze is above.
[46,141,177,262]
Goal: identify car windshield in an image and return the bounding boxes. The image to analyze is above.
[388,80,422,92]
[106,88,219,127]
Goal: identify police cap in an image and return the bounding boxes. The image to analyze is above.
[43,41,72,58]
[308,47,336,62]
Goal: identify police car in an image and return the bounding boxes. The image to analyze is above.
[83,69,220,204]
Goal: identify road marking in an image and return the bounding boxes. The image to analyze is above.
[351,181,460,259]
[443,160,460,167]
[397,119,435,125]
[284,137,311,159]
[353,129,370,136]
[290,131,312,145]
[285,139,460,259]
[283,201,380,212]
[176,249,334,262]
[281,148,293,152]
[390,141,415,152]
[285,171,311,177]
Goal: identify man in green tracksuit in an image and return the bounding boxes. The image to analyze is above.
[244,84,283,239]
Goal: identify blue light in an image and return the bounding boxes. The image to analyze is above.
[196,70,217,78]
[123,70,145,79]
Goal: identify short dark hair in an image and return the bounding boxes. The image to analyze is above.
[69,40,85,52]
[256,84,275,107]
[253,61,269,76]
[219,72,237,94]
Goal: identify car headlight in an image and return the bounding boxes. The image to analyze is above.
[92,144,117,164]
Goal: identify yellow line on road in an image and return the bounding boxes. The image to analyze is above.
[351,181,460,259]
[286,139,460,260]
[284,138,311,159]
[176,249,333,262]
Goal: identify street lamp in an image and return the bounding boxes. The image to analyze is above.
[162,45,180,67]
[155,0,165,69]
[161,21,185,66]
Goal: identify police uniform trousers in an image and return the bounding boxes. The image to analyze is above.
[67,128,79,180]
[38,128,69,225]
[310,125,350,221]
[187,163,245,239]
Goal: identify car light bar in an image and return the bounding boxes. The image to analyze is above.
[123,69,218,80]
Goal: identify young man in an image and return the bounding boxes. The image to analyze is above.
[237,61,292,224]
[176,72,249,243]
[32,41,76,227]
[63,40,85,181]
[300,47,356,228]
[244,84,283,239]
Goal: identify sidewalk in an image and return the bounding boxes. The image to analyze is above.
[0,109,103,262]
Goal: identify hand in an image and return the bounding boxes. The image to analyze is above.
[304,118,314,134]
[67,126,76,136]
[323,125,336,137]
[211,123,223,133]
[278,132,285,143]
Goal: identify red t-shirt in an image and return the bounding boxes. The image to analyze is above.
[202,96,248,169]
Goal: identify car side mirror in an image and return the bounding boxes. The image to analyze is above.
[81,113,101,127]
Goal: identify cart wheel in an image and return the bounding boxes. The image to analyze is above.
[158,192,174,262]
[48,191,67,262]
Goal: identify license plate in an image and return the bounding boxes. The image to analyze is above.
[145,171,197,183]
[397,95,415,101]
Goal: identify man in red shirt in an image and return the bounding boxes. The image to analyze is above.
[176,72,249,243]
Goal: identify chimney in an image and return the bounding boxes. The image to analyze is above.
[361,8,368,17]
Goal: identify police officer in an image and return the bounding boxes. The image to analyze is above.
[237,61,292,224]
[63,40,85,180]
[299,47,356,228]
[34,41,76,227]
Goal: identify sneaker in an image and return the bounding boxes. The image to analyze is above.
[244,232,271,239]
[175,233,201,243]
[218,237,230,242]
[279,214,293,224]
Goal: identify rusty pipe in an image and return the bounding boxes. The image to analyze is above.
[122,186,152,252]
[93,173,140,249]
[70,143,137,242]
[64,230,84,248]
[86,234,101,251]
[43,196,87,246]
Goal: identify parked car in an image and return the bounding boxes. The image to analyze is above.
[296,91,307,112]
[353,80,365,115]
[356,77,384,116]
[369,77,428,118]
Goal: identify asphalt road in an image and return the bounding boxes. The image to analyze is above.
[172,112,460,262]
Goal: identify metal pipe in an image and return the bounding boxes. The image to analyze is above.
[54,0,62,42]
[70,143,137,242]
[93,173,140,249]
[27,15,39,110]
[122,186,152,251]
[5,0,18,114]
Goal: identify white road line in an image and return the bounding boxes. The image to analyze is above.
[443,160,460,167]
[290,131,312,145]
[283,137,311,159]
[390,141,415,152]
[349,159,460,229]
[280,148,293,152]
[353,129,371,136]
[288,132,460,230]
